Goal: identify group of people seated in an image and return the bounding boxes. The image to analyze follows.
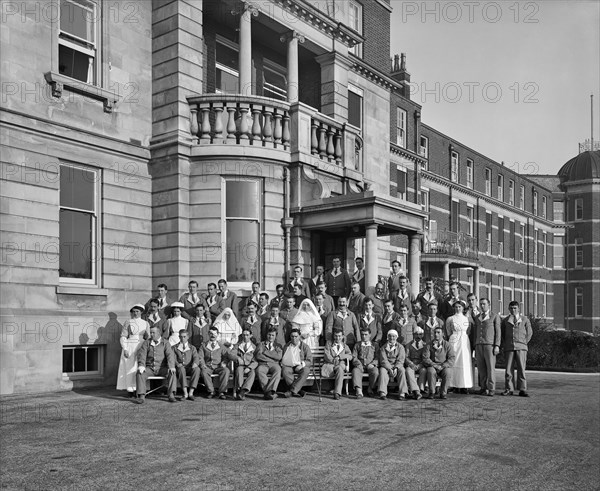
[116,259,533,404]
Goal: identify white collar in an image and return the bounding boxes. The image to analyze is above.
[386,343,397,351]
[411,339,424,350]
[176,342,190,352]
[150,339,162,347]
[337,310,348,319]
[207,340,220,350]
[361,341,372,347]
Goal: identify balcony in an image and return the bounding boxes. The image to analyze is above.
[187,94,363,178]
[423,229,479,262]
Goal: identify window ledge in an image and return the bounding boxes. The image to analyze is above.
[62,373,104,381]
[56,285,108,296]
[44,71,122,113]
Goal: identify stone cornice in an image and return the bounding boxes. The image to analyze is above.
[350,57,401,91]
[421,170,557,227]
[390,143,427,165]
[272,0,365,47]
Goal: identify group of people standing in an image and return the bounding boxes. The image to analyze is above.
[116,258,533,403]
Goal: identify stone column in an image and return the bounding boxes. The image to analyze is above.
[473,267,480,298]
[365,224,378,293]
[239,2,258,96]
[443,262,450,293]
[408,233,422,293]
[281,31,305,103]
[315,52,352,121]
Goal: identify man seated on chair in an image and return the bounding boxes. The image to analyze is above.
[136,326,177,404]
[199,327,232,400]
[352,327,380,398]
[322,329,353,400]
[173,329,201,401]
[423,326,456,399]
[281,328,312,398]
[255,327,283,400]
[378,329,408,400]
[234,327,258,401]
[404,326,427,400]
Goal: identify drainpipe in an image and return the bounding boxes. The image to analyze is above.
[282,168,292,286]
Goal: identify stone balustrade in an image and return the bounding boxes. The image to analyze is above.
[187,94,363,174]
[188,94,291,149]
[310,113,343,165]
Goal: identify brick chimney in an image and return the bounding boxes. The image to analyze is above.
[391,53,411,99]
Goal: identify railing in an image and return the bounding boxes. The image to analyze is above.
[187,94,363,172]
[424,230,479,260]
[188,94,291,148]
[310,112,343,165]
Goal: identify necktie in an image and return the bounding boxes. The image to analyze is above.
[319,307,324,314]
[211,342,216,349]
[245,343,249,351]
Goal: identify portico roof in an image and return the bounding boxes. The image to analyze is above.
[291,191,425,235]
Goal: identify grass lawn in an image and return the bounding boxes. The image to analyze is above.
[1,370,598,490]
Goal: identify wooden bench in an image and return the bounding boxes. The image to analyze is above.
[144,360,236,398]
[308,346,352,400]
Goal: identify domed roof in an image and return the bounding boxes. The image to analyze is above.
[558,150,600,182]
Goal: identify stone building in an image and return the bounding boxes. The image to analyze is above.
[0,0,596,395]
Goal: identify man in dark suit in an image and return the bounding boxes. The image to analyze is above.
[423,327,455,399]
[309,265,326,298]
[145,283,171,312]
[201,282,226,321]
[372,282,387,315]
[359,297,382,344]
[136,326,177,404]
[313,282,335,314]
[325,257,351,307]
[393,276,415,312]
[270,284,285,310]
[474,297,501,396]
[288,265,311,298]
[261,305,286,347]
[387,260,404,300]
[501,301,533,397]
[347,281,366,317]
[439,281,463,320]
[420,302,445,344]
[144,298,166,331]
[179,280,201,311]
[292,283,308,308]
[217,279,238,314]
[417,277,443,316]
[186,303,211,350]
[352,257,366,294]
[241,302,262,344]
[257,293,271,320]
[381,299,401,344]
